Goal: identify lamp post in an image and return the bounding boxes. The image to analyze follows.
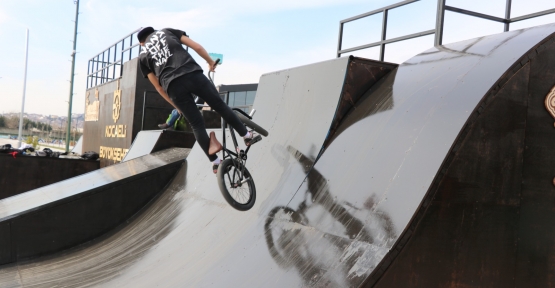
[17,29,29,148]
[65,0,80,152]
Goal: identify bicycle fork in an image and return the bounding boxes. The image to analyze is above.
[222,120,250,186]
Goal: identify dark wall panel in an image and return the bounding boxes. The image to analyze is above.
[370,33,555,288]
[10,163,180,260]
[0,223,10,264]
[0,155,99,200]
[372,61,530,288]
[515,38,555,287]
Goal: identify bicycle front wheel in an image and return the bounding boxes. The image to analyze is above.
[217,159,256,211]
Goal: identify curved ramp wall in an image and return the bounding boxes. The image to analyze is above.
[0,57,394,287]
[266,23,555,287]
[368,25,555,287]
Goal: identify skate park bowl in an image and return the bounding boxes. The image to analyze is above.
[1,23,555,287]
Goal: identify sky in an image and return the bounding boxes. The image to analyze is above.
[0,0,554,116]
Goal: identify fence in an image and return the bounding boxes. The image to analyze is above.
[337,0,555,61]
[87,29,142,89]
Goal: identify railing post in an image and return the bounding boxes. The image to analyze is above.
[435,0,446,46]
[337,22,344,58]
[86,60,90,89]
[95,56,99,86]
[380,9,388,62]
[107,47,111,82]
[113,43,117,80]
[504,0,512,32]
[129,35,133,61]
[101,52,105,84]
[121,40,125,77]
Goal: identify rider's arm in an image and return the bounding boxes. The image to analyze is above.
[146,72,182,113]
[180,36,216,72]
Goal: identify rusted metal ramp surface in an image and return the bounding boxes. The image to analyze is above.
[2,23,555,287]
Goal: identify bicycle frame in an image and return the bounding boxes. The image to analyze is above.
[220,108,254,185]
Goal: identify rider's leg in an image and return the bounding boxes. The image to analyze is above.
[167,75,218,162]
[167,109,180,127]
[181,72,249,137]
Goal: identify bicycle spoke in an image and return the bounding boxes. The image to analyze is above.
[223,161,252,205]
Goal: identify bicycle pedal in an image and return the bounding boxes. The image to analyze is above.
[251,135,262,144]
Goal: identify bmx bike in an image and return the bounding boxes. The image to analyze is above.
[207,60,269,211]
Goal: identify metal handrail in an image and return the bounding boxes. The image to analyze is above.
[121,43,140,54]
[445,6,507,23]
[337,0,420,60]
[88,28,141,62]
[340,0,418,24]
[337,0,555,61]
[86,28,142,89]
[338,29,435,55]
[512,8,555,22]
[86,60,122,77]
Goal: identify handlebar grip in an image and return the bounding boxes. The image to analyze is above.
[214,58,221,66]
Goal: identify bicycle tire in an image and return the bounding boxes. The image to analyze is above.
[264,206,304,268]
[217,159,256,211]
[235,112,269,137]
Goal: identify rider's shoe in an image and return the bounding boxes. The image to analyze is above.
[158,123,174,130]
[244,131,262,146]
[212,158,221,174]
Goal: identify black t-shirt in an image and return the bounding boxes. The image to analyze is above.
[139,28,203,92]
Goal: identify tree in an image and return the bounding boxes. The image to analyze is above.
[0,116,5,128]
[6,115,19,129]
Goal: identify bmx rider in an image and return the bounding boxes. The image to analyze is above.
[137,27,260,173]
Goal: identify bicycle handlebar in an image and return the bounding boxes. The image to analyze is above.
[208,58,221,83]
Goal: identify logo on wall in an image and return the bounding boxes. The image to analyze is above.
[544,85,555,127]
[113,80,122,123]
[545,85,555,187]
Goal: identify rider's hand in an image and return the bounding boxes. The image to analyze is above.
[208,60,217,72]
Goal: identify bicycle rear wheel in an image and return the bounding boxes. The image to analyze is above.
[217,158,256,211]
[235,112,269,137]
[264,206,305,268]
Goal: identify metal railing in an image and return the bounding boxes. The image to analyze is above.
[337,0,555,61]
[87,28,142,89]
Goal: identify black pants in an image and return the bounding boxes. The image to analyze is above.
[167,71,248,162]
